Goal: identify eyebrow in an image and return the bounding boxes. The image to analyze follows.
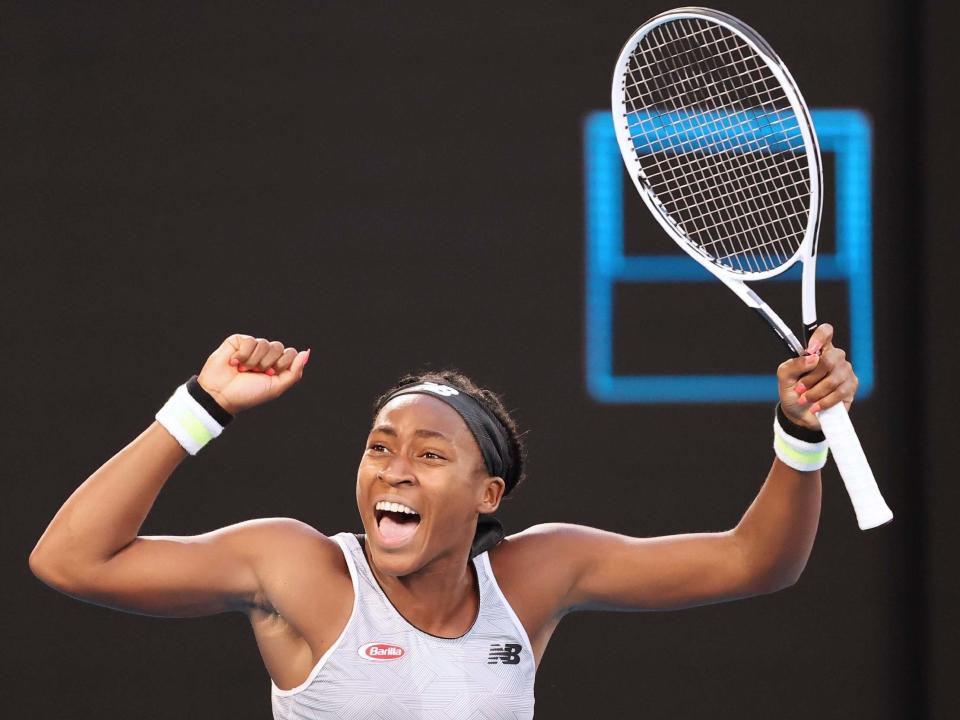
[370,425,453,442]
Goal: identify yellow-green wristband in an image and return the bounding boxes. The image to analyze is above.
[773,404,828,472]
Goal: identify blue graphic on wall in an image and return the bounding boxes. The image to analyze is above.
[584,109,874,403]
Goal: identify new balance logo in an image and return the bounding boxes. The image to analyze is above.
[487,643,522,665]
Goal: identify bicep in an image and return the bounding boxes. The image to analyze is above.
[534,524,756,613]
[61,518,313,618]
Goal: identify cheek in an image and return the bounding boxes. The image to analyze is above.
[356,458,375,496]
[425,470,481,514]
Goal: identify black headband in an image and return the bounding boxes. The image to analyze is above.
[379,381,517,493]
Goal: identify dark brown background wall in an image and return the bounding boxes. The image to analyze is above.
[3,1,954,717]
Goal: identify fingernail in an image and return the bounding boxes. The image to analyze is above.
[795,382,806,395]
[805,354,818,366]
[266,368,276,376]
[798,394,808,405]
[304,348,312,366]
[238,365,247,372]
[807,341,822,354]
[229,358,239,366]
[810,403,821,414]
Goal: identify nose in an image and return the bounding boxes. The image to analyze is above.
[378,456,416,486]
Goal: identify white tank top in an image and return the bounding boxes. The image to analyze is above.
[271,532,536,719]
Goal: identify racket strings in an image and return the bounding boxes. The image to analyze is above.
[629,22,806,178]
[625,44,799,271]
[618,17,811,274]
[627,21,808,271]
[632,21,807,270]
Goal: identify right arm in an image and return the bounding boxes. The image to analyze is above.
[28,334,312,617]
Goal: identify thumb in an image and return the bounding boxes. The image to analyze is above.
[777,352,819,391]
[805,323,834,355]
[272,348,311,393]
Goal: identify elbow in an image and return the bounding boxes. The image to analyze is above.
[29,546,58,586]
[750,564,805,596]
[29,545,77,593]
[762,574,799,595]
[732,529,811,597]
[735,541,808,596]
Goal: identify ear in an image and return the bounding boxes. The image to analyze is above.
[478,476,506,514]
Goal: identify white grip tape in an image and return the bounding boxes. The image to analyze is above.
[816,403,893,530]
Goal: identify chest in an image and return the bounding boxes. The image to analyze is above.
[272,558,536,718]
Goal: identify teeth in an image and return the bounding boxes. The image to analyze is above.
[375,500,419,515]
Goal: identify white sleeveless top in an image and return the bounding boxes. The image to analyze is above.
[271,532,536,719]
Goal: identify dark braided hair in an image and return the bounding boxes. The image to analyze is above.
[373,369,527,496]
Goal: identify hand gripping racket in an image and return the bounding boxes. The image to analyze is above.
[611,7,892,529]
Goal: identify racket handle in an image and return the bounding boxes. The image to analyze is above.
[816,403,893,530]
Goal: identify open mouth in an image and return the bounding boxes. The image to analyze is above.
[374,500,422,546]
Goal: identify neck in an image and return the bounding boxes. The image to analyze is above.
[364,539,479,638]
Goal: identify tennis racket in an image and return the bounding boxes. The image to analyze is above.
[610,7,892,530]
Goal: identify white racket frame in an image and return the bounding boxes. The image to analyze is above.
[611,7,892,530]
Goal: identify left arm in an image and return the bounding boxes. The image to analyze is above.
[531,324,856,613]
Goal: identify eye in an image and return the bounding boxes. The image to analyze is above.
[367,443,389,453]
[422,451,446,461]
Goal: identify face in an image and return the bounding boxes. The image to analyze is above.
[357,394,505,577]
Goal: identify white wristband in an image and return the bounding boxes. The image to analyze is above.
[773,415,829,471]
[156,384,226,455]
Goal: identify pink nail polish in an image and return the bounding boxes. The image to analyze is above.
[238,365,247,372]
[266,368,276,376]
[795,383,806,395]
[304,349,312,366]
[798,394,808,404]
[810,403,821,414]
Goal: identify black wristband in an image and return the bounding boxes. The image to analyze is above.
[186,375,234,426]
[776,403,824,443]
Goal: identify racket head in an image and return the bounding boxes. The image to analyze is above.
[611,7,823,281]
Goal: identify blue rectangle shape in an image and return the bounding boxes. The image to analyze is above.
[584,108,874,403]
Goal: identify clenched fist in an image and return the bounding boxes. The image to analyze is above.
[777,323,858,431]
[197,335,310,415]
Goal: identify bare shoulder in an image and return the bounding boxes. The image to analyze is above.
[207,516,338,566]
[488,524,590,617]
[492,523,597,566]
[224,518,351,611]
[225,516,332,551]
[240,520,355,686]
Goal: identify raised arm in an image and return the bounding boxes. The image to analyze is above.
[28,335,312,617]
[525,324,856,614]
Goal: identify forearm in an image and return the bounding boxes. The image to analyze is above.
[733,458,821,592]
[30,422,186,576]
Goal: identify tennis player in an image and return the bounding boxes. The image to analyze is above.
[30,328,856,718]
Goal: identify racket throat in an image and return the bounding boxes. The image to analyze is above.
[750,305,804,357]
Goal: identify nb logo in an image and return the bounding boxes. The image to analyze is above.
[487,643,522,665]
[411,382,459,397]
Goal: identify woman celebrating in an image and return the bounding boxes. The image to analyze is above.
[30,327,856,718]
